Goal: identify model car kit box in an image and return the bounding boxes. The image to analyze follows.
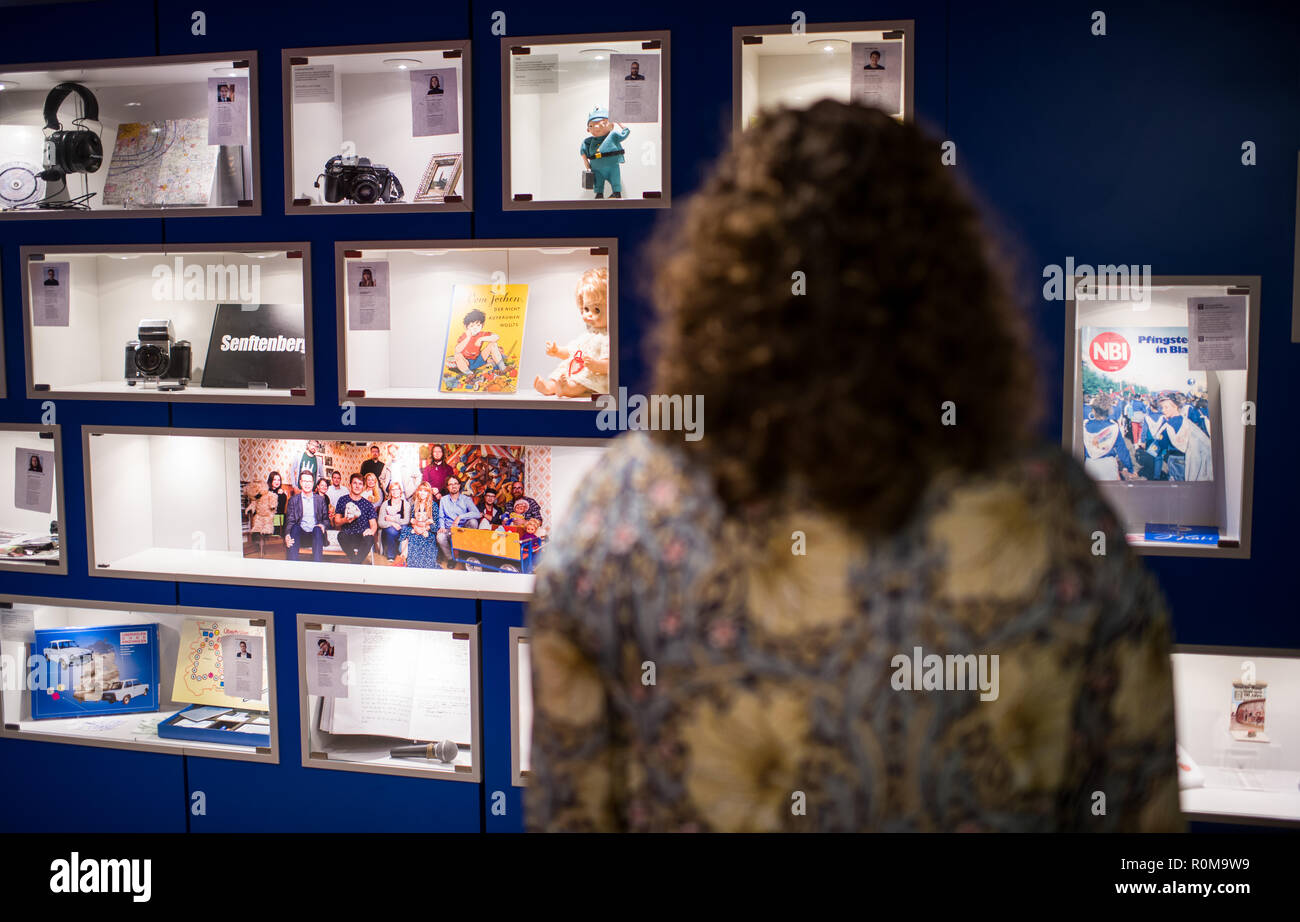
[30,624,160,719]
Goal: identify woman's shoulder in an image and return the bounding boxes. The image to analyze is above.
[910,445,1141,609]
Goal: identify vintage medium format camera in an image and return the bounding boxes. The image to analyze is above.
[316,155,404,204]
[124,319,192,388]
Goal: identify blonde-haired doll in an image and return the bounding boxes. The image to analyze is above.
[534,266,610,398]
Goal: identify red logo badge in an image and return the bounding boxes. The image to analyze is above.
[1088,331,1130,373]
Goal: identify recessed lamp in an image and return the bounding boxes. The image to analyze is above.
[411,249,450,256]
[213,67,240,76]
[383,58,423,71]
[808,38,849,53]
[580,48,617,61]
[125,101,142,107]
[242,252,277,259]
[0,80,19,91]
[538,248,580,255]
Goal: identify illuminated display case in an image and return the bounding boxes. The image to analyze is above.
[283,41,470,213]
[503,31,669,209]
[1063,275,1259,557]
[1,596,277,764]
[337,239,616,409]
[21,243,312,403]
[0,51,259,217]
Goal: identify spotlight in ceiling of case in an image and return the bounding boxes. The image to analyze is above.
[580,48,617,61]
[383,58,423,71]
[810,39,850,53]
[125,101,142,107]
[0,80,19,91]
[213,66,240,76]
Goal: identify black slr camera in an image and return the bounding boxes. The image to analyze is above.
[317,155,404,204]
[125,319,192,388]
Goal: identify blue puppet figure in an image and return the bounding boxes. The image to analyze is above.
[580,106,630,199]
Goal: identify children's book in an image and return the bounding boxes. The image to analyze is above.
[440,284,528,394]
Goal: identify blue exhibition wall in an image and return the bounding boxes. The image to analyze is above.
[0,0,1296,833]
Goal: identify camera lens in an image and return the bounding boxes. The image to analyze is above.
[133,344,168,377]
[351,172,381,204]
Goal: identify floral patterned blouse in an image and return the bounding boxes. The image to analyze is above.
[526,432,1182,832]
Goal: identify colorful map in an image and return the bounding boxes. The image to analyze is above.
[102,119,217,206]
[171,619,268,709]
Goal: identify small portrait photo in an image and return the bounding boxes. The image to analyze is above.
[359,267,376,288]
[27,454,43,473]
[625,60,646,80]
[316,637,336,658]
[864,50,885,69]
[235,640,253,659]
[427,74,444,95]
[217,83,235,103]
[43,267,59,286]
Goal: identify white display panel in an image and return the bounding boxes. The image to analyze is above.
[23,246,311,402]
[298,615,480,782]
[85,428,606,600]
[736,23,912,130]
[0,598,277,763]
[1064,278,1258,557]
[504,33,669,208]
[0,425,64,572]
[509,627,531,786]
[340,241,615,408]
[285,43,469,212]
[0,52,257,217]
[1173,650,1300,826]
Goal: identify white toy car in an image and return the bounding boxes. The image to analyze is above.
[99,678,149,704]
[43,639,93,666]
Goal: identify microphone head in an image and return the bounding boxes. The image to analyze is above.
[433,739,459,763]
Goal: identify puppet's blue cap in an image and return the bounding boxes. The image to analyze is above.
[587,106,609,124]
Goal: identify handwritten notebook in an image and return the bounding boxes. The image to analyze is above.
[319,624,471,744]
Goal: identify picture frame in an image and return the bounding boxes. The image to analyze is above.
[415,152,464,203]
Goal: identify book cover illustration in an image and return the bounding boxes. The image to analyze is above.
[1079,326,1213,484]
[440,284,528,394]
[171,618,269,710]
[102,119,218,206]
[31,624,160,719]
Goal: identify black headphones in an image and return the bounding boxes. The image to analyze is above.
[40,82,103,182]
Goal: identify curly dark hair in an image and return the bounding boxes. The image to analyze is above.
[649,100,1038,533]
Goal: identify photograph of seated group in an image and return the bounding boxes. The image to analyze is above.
[83,426,604,599]
[243,439,553,574]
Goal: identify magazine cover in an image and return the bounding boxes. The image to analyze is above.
[440,284,528,393]
[1079,326,1213,483]
[31,624,160,719]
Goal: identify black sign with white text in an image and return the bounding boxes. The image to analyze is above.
[201,304,307,389]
